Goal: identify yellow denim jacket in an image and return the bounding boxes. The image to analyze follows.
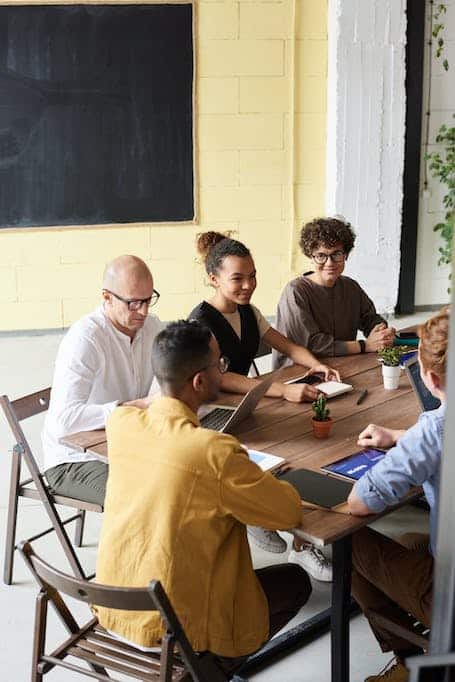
[95,397,302,657]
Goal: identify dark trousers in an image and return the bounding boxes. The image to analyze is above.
[352,527,433,654]
[214,563,312,674]
[45,460,108,506]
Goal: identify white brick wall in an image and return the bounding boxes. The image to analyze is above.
[326,0,407,314]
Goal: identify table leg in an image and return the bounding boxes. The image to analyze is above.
[331,535,352,682]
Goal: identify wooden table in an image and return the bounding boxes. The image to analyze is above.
[61,353,421,682]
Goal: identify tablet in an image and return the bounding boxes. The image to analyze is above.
[279,468,353,508]
[321,448,386,481]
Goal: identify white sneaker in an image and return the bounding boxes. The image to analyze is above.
[247,526,287,553]
[288,544,333,581]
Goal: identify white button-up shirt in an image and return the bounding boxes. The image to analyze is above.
[42,306,163,470]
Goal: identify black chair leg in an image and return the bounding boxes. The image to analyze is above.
[74,510,86,548]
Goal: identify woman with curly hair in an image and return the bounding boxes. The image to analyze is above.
[273,217,395,368]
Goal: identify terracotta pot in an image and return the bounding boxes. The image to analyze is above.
[311,417,333,439]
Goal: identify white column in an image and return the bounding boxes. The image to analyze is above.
[326,0,407,314]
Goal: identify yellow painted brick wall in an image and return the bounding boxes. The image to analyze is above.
[0,0,327,331]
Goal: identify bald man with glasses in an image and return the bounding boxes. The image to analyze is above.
[42,255,163,506]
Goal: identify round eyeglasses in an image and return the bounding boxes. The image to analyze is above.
[197,355,230,375]
[311,250,346,265]
[104,289,160,311]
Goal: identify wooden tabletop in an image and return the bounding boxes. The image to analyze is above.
[60,353,421,547]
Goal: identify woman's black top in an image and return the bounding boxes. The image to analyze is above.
[189,301,260,375]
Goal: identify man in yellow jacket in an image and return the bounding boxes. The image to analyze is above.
[95,319,311,671]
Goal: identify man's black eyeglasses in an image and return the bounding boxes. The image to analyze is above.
[104,289,160,311]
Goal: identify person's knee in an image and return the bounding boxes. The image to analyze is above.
[352,527,379,571]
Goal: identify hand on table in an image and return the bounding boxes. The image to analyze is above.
[308,363,341,382]
[121,394,157,410]
[282,382,320,403]
[365,323,396,352]
[357,423,398,449]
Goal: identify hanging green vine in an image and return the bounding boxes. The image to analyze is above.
[426,1,453,289]
[432,2,449,70]
[427,118,455,280]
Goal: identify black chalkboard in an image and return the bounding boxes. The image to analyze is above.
[0,4,194,227]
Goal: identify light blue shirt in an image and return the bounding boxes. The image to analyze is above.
[354,403,446,556]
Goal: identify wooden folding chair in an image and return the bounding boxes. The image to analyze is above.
[367,606,430,652]
[1,389,102,585]
[20,542,228,682]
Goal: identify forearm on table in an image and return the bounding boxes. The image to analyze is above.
[220,372,260,394]
[57,400,117,434]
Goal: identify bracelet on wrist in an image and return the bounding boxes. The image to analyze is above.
[359,339,366,354]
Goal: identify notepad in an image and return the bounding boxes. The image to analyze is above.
[247,449,285,472]
[316,381,353,398]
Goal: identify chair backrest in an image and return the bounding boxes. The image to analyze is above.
[19,542,224,682]
[0,389,51,482]
[0,388,50,455]
[21,540,157,611]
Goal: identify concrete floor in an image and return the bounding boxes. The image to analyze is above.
[0,312,430,681]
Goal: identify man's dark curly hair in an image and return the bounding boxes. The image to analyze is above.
[299,217,356,258]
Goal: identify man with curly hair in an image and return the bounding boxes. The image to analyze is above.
[273,217,395,366]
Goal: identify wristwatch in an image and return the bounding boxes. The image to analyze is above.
[359,340,366,354]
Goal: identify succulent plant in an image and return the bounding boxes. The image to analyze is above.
[311,394,330,421]
[377,346,411,367]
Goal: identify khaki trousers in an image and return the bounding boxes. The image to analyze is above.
[352,527,433,653]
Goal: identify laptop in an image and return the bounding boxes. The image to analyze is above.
[199,370,280,433]
[404,356,441,412]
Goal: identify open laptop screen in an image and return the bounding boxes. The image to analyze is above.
[405,357,441,412]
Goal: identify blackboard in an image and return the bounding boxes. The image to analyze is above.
[0,3,194,227]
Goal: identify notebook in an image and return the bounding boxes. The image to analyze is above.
[316,381,353,398]
[278,468,353,512]
[199,369,280,433]
[247,449,285,471]
[404,356,441,412]
[321,448,386,482]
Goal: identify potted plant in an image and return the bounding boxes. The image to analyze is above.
[377,347,408,389]
[311,395,332,439]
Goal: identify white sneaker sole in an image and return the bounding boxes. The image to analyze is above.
[247,531,287,554]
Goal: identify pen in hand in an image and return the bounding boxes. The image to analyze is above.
[356,389,368,405]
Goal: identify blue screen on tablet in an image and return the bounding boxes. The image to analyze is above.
[322,448,386,481]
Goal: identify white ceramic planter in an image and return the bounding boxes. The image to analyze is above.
[382,364,401,390]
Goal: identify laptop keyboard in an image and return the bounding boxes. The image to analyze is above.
[200,407,233,430]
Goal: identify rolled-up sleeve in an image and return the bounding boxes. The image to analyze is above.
[354,412,442,512]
